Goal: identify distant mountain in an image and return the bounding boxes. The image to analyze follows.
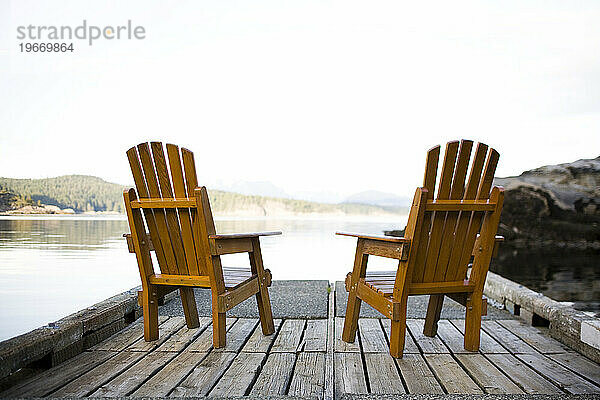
[288,190,345,204]
[343,190,411,208]
[0,175,407,217]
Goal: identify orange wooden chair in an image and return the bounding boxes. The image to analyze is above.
[338,140,504,358]
[123,142,280,347]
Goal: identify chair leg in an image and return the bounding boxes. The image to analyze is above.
[423,294,444,337]
[255,285,275,335]
[389,296,408,358]
[180,287,200,329]
[342,289,361,342]
[342,241,368,343]
[248,241,275,336]
[211,293,227,348]
[142,287,159,341]
[464,293,482,351]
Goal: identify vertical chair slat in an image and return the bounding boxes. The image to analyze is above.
[126,147,168,272]
[137,143,178,274]
[123,188,159,340]
[194,186,227,347]
[389,187,429,357]
[199,184,217,236]
[456,148,500,280]
[433,139,473,281]
[464,186,505,350]
[150,142,188,275]
[422,141,459,283]
[411,145,440,283]
[167,144,199,276]
[182,148,208,276]
[446,143,488,280]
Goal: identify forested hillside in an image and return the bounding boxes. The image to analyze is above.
[0,175,125,213]
[0,175,406,216]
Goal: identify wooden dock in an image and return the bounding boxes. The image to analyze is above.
[2,290,600,398]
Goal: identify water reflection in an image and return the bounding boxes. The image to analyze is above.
[0,216,137,340]
[491,248,600,316]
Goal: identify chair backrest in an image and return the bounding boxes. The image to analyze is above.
[125,142,215,277]
[405,140,502,284]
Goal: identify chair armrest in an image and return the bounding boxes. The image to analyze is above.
[208,231,282,240]
[337,232,411,260]
[123,233,154,253]
[336,231,411,243]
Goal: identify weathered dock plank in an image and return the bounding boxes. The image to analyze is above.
[424,354,482,394]
[380,318,419,354]
[208,352,267,396]
[456,353,523,393]
[51,351,145,397]
[334,317,360,353]
[131,350,208,397]
[395,354,444,394]
[187,317,237,352]
[288,352,325,398]
[359,319,389,353]
[407,319,449,354]
[0,350,117,398]
[485,353,563,394]
[480,320,538,354]
[91,316,168,351]
[170,351,237,397]
[324,289,335,400]
[516,352,600,394]
[241,319,283,353]
[498,319,570,354]
[364,353,405,394]
[127,317,186,352]
[90,351,177,397]
[155,317,211,352]
[334,353,367,397]
[301,319,327,352]
[436,320,473,354]
[271,319,305,353]
[213,318,258,353]
[549,352,600,386]
[250,352,296,395]
[451,319,509,354]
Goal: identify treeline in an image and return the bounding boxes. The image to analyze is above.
[0,175,125,213]
[0,187,33,211]
[0,175,406,216]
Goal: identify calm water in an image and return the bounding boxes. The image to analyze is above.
[0,215,406,340]
[0,215,597,341]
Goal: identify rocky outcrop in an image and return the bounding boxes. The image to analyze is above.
[495,156,599,213]
[495,156,600,249]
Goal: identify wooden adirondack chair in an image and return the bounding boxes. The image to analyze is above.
[123,142,280,347]
[338,140,504,358]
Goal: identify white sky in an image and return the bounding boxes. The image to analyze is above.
[1,0,599,200]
